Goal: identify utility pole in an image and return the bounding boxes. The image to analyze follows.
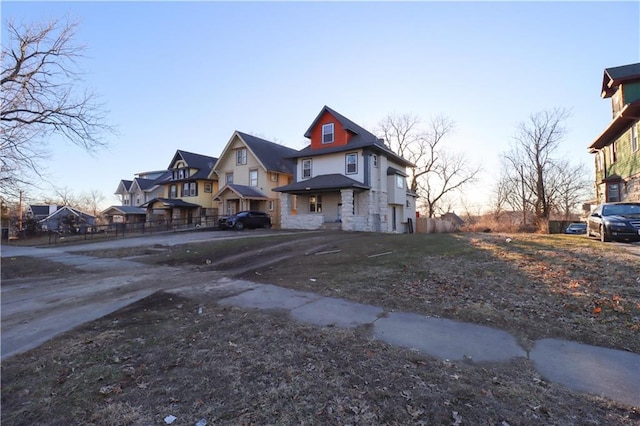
[18,190,23,232]
[521,164,526,226]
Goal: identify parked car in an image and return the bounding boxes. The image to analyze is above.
[218,211,271,230]
[564,222,587,234]
[587,202,640,242]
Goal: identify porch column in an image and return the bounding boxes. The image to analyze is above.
[279,193,291,228]
[340,189,354,231]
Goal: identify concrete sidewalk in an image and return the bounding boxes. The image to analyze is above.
[216,283,640,407]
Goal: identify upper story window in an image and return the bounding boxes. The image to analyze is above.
[632,125,638,152]
[170,184,177,198]
[372,154,378,168]
[396,175,404,189]
[226,173,233,184]
[249,169,258,187]
[204,183,213,193]
[302,159,312,179]
[322,123,334,144]
[346,152,357,174]
[236,148,247,165]
[610,142,617,163]
[172,167,190,180]
[270,172,278,182]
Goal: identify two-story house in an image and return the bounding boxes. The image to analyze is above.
[114,170,168,207]
[588,62,640,203]
[211,131,297,228]
[274,106,417,233]
[141,150,219,225]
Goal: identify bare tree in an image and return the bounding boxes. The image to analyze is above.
[80,188,105,217]
[378,113,481,217]
[500,108,582,228]
[1,17,113,198]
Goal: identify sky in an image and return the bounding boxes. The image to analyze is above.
[2,1,639,213]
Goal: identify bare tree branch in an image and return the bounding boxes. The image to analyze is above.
[379,113,480,217]
[1,17,114,198]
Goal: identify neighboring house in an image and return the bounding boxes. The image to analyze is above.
[588,62,640,203]
[100,205,147,225]
[211,131,298,228]
[38,206,96,232]
[440,211,465,228]
[274,106,417,233]
[114,170,169,207]
[141,150,219,224]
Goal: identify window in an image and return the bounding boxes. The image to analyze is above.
[309,195,322,213]
[396,175,404,189]
[236,148,247,165]
[182,183,190,196]
[372,154,378,167]
[607,183,620,202]
[189,182,197,196]
[226,173,233,184]
[170,185,177,198]
[270,172,278,182]
[632,125,638,152]
[204,183,212,193]
[322,123,334,144]
[249,169,258,187]
[346,153,357,174]
[302,159,312,179]
[268,200,274,211]
[123,195,130,206]
[178,169,184,179]
[610,142,617,163]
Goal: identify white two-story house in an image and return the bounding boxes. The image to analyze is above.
[274,106,417,233]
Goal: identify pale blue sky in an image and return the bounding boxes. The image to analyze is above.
[2,1,639,211]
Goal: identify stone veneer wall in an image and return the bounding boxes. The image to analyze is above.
[279,193,324,230]
[624,173,640,201]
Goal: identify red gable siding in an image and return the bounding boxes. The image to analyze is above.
[309,111,352,150]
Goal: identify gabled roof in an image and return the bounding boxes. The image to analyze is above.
[601,63,640,98]
[304,105,379,141]
[115,180,133,194]
[167,150,218,179]
[101,206,147,215]
[273,174,370,194]
[297,106,415,168]
[130,177,159,192]
[213,184,269,200]
[140,198,201,209]
[37,206,95,223]
[235,131,297,174]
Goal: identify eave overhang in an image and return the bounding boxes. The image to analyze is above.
[588,102,640,153]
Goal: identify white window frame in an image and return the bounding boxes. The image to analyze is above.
[204,183,212,193]
[302,159,312,179]
[322,123,334,144]
[189,182,197,196]
[236,148,247,165]
[268,200,274,211]
[346,152,357,174]
[396,175,404,189]
[372,154,378,167]
[309,195,322,213]
[249,169,258,187]
[170,185,177,198]
[226,173,233,184]
[270,172,278,182]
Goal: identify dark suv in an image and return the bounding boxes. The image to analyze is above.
[218,211,271,230]
[587,202,640,242]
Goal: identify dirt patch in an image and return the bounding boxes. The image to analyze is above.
[2,231,639,424]
[1,256,81,280]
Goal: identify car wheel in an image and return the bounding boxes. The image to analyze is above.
[600,226,611,242]
[234,221,244,231]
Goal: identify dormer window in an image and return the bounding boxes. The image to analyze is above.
[322,123,334,144]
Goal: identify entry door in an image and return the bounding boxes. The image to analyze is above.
[392,207,397,231]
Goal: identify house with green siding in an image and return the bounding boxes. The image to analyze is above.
[588,63,640,203]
